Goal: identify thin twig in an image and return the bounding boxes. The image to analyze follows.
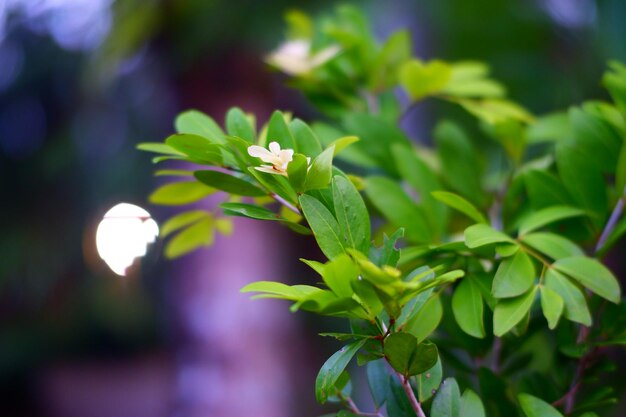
[595,185,626,254]
[271,193,300,215]
[380,322,427,417]
[337,391,382,417]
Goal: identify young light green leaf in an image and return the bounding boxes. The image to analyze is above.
[431,377,461,417]
[432,191,487,224]
[518,205,586,235]
[304,146,335,190]
[540,286,564,329]
[315,339,368,404]
[544,269,592,326]
[226,107,255,143]
[300,194,346,259]
[520,232,584,260]
[164,217,214,259]
[452,278,485,338]
[416,356,442,402]
[175,110,225,143]
[460,389,486,417]
[399,59,452,101]
[194,170,265,196]
[328,136,359,156]
[332,176,371,254]
[518,393,563,417]
[492,250,535,298]
[464,224,514,248]
[241,281,321,301]
[161,210,209,238]
[552,257,621,303]
[493,287,537,337]
[149,181,215,205]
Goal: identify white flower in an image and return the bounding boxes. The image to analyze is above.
[248,141,294,176]
[266,39,341,76]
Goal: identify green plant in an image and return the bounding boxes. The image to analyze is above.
[139,6,626,417]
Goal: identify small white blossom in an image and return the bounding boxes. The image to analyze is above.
[266,39,341,76]
[248,141,294,176]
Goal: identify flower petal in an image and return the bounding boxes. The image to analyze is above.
[269,141,281,155]
[255,165,288,176]
[248,145,276,163]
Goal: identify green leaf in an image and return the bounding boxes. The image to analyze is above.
[332,176,371,254]
[175,110,225,143]
[393,145,448,236]
[304,146,335,190]
[247,167,298,204]
[165,134,224,165]
[300,194,346,259]
[165,217,213,259]
[383,333,438,377]
[493,287,537,337]
[416,356,442,402]
[518,205,587,235]
[556,141,607,226]
[431,377,461,417]
[149,181,214,205]
[518,393,563,417]
[432,191,487,224]
[540,286,564,329]
[194,170,265,196]
[161,210,209,238]
[405,294,443,342]
[154,169,194,177]
[544,269,591,326]
[527,112,573,144]
[520,232,584,260]
[342,113,411,176]
[370,228,404,267]
[452,278,485,338]
[267,111,296,151]
[287,153,309,192]
[369,29,411,90]
[492,250,535,298]
[552,257,621,303]
[460,389,486,417]
[315,339,367,404]
[435,121,486,206]
[320,254,359,298]
[523,169,574,209]
[290,118,323,157]
[367,359,389,407]
[366,176,433,243]
[136,142,184,155]
[221,202,277,220]
[464,224,514,248]
[399,59,452,101]
[603,61,626,114]
[226,107,255,143]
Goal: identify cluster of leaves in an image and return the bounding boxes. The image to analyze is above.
[140,6,626,417]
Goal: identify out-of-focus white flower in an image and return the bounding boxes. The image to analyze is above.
[248,141,294,176]
[266,39,341,76]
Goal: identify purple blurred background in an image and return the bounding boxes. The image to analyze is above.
[1,0,625,416]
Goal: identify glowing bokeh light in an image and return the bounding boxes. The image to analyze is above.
[96,203,159,276]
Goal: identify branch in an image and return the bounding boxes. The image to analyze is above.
[595,185,626,254]
[271,193,301,215]
[380,322,427,417]
[337,391,382,417]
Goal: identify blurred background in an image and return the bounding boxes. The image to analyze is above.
[1,0,625,416]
